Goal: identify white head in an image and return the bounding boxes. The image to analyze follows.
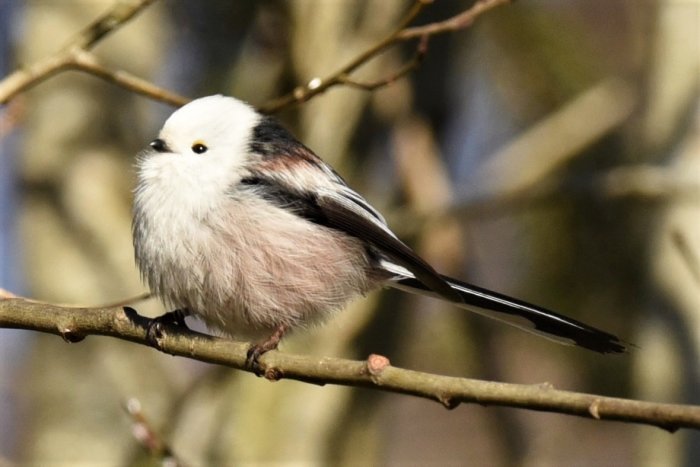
[158,95,258,158]
[136,95,262,212]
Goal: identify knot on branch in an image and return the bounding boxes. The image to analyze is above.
[264,367,283,381]
[588,399,603,419]
[366,353,391,382]
[58,325,85,343]
[437,394,461,410]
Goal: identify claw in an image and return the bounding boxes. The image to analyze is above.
[146,309,190,348]
[244,324,288,377]
[245,345,266,376]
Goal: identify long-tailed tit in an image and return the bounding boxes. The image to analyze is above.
[132,95,626,366]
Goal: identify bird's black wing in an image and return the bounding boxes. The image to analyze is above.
[315,188,461,302]
[237,174,461,303]
[242,115,626,355]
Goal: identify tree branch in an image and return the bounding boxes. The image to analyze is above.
[0,0,510,111]
[67,50,189,107]
[0,0,188,106]
[336,35,430,91]
[397,0,510,40]
[2,296,700,432]
[124,398,187,467]
[259,0,511,113]
[67,0,159,50]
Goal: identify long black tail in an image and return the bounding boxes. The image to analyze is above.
[389,274,627,354]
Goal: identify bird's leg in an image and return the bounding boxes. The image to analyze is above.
[245,324,288,376]
[146,308,191,347]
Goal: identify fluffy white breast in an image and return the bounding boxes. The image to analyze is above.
[133,96,263,299]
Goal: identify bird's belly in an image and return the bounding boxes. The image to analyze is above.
[139,200,378,339]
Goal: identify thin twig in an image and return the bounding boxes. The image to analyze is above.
[65,0,159,51]
[68,51,189,107]
[1,296,699,432]
[98,292,152,308]
[0,0,509,110]
[337,35,430,91]
[259,0,430,112]
[259,0,511,113]
[0,97,26,140]
[397,0,510,40]
[0,0,186,106]
[124,398,188,467]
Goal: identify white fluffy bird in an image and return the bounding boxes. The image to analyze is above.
[132,95,626,365]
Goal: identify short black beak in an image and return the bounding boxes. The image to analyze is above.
[149,138,171,153]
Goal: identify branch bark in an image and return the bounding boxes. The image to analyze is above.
[2,296,699,433]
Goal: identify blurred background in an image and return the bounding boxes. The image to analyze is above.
[1,0,700,465]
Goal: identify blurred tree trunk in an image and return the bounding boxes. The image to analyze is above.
[637,1,700,466]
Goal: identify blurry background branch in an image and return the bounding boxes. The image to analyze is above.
[397,0,508,39]
[2,296,700,433]
[448,164,700,220]
[124,398,187,467]
[0,0,187,106]
[0,0,511,111]
[388,77,699,232]
[391,163,700,241]
[259,0,512,112]
[672,229,700,287]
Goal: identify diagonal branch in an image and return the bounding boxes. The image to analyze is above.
[67,50,189,107]
[397,0,510,39]
[0,0,187,106]
[336,34,430,91]
[260,0,511,113]
[0,0,509,111]
[66,0,159,50]
[124,398,188,467]
[2,295,700,433]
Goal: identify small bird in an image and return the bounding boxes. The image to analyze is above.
[132,95,626,366]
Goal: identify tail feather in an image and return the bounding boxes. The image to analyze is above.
[389,274,627,354]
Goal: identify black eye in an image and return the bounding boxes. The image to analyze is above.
[150,138,169,152]
[191,142,208,154]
